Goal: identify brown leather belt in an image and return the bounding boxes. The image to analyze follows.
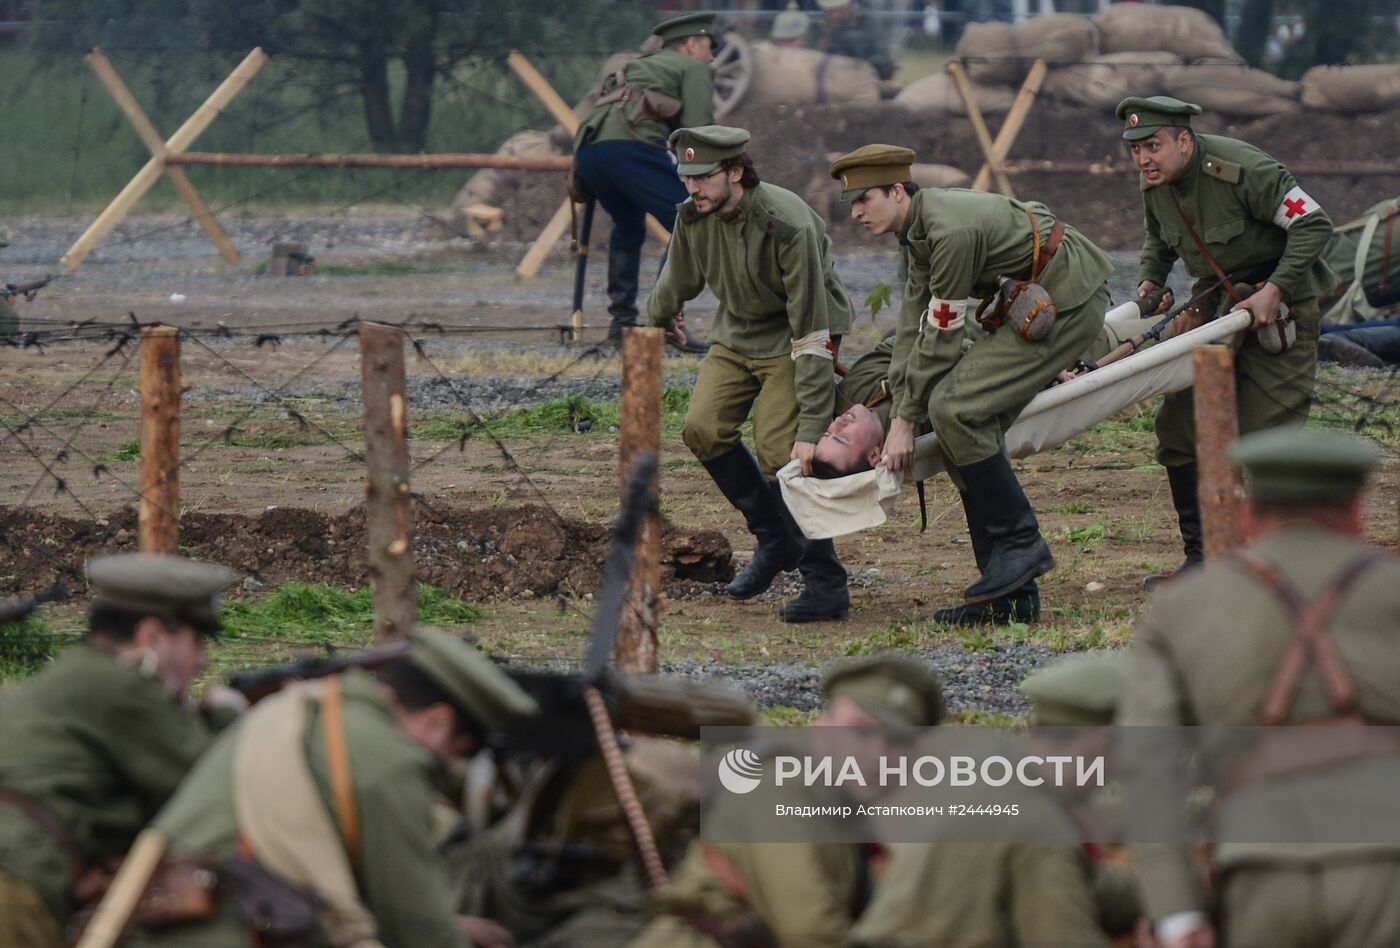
[1025,220,1065,281]
[0,791,84,884]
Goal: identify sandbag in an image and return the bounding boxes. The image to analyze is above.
[894,71,1017,115]
[1093,4,1241,63]
[453,130,561,211]
[1043,51,1182,109]
[957,14,1098,84]
[1160,63,1297,117]
[747,41,881,106]
[1301,64,1400,113]
[912,162,970,189]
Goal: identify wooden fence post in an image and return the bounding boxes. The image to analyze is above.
[617,328,663,672]
[1192,346,1243,558]
[139,326,180,554]
[359,322,417,642]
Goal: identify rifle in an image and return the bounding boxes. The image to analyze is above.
[3,276,53,305]
[0,583,68,626]
[1073,275,1232,375]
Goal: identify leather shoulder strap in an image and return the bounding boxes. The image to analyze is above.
[319,678,362,871]
[1234,551,1383,724]
[1168,188,1248,304]
[1020,206,1042,282]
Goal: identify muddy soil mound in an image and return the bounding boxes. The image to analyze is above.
[0,504,733,602]
[500,100,1400,254]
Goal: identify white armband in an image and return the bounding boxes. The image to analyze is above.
[1272,186,1320,230]
[791,329,834,360]
[926,298,966,332]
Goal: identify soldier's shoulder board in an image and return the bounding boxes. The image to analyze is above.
[760,213,799,242]
[679,199,702,224]
[1201,154,1242,185]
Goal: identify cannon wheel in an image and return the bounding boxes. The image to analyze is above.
[711,30,752,120]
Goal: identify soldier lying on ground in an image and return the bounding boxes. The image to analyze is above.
[0,553,240,948]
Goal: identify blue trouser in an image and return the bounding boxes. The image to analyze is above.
[573,139,686,253]
[1320,315,1400,333]
[1325,325,1400,363]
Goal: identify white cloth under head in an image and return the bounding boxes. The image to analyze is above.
[777,459,903,540]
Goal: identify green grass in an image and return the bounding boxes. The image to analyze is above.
[0,617,78,681]
[315,261,456,278]
[423,388,692,439]
[221,582,482,646]
[105,437,141,461]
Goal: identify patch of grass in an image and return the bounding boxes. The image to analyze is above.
[0,617,78,682]
[763,704,815,725]
[106,438,141,462]
[222,583,481,646]
[1054,500,1095,515]
[315,261,454,278]
[948,709,1023,726]
[1057,523,1131,544]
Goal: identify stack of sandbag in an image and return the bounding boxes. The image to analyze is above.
[1301,64,1400,113]
[747,41,882,107]
[957,14,1098,84]
[894,71,1016,115]
[1092,4,1240,62]
[452,130,564,236]
[1159,61,1298,117]
[1042,51,1182,109]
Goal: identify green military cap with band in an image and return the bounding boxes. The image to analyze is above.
[1018,653,1125,726]
[408,625,540,731]
[1115,95,1203,141]
[1231,427,1380,505]
[86,552,236,635]
[670,125,751,176]
[822,655,943,729]
[828,144,916,202]
[653,11,717,44]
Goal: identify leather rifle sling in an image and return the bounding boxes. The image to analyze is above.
[1168,189,1250,306]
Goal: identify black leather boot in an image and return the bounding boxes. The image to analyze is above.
[700,446,804,599]
[779,538,850,623]
[1144,462,1205,591]
[605,246,642,346]
[955,454,1056,605]
[935,490,1041,625]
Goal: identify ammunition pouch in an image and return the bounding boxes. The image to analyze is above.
[68,855,220,940]
[567,155,593,206]
[591,69,683,135]
[976,276,1057,342]
[222,855,325,946]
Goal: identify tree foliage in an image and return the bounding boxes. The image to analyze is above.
[28,0,653,152]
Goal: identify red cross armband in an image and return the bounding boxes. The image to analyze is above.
[1273,187,1320,230]
[926,298,966,332]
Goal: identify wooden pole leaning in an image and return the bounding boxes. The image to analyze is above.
[506,50,669,281]
[86,48,240,266]
[359,322,418,642]
[138,326,180,555]
[971,59,1047,193]
[1192,345,1244,559]
[73,829,169,948]
[616,327,663,673]
[947,60,1015,198]
[61,47,267,272]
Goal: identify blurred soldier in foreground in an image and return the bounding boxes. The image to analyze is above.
[1117,95,1333,590]
[574,13,716,349]
[0,554,237,947]
[630,656,943,946]
[1119,428,1400,948]
[652,125,856,623]
[124,627,539,948]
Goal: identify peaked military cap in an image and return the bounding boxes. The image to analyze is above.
[829,144,917,202]
[1115,95,1202,141]
[771,1,810,41]
[822,655,943,730]
[1018,653,1125,726]
[86,553,236,635]
[653,12,717,44]
[1231,428,1380,505]
[408,626,539,732]
[670,125,751,176]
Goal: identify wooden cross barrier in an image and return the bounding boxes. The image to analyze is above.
[61,47,268,271]
[506,50,670,281]
[946,60,1015,198]
[970,59,1047,193]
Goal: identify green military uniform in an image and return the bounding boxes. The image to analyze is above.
[131,627,540,948]
[574,13,716,343]
[835,335,898,429]
[0,553,235,946]
[1118,428,1400,947]
[831,144,1112,624]
[653,125,856,623]
[629,657,942,948]
[814,0,896,80]
[1120,96,1334,470]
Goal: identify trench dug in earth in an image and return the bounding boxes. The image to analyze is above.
[0,504,734,602]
